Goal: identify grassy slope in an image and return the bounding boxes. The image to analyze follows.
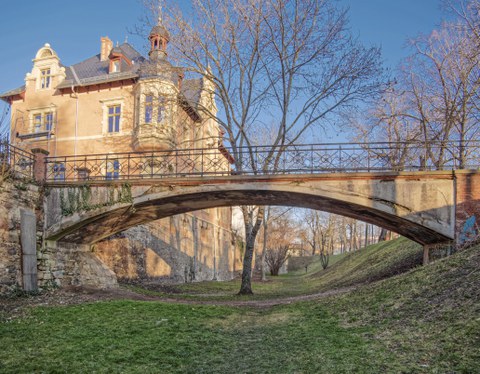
[129,237,423,300]
[324,241,480,372]
[0,239,478,373]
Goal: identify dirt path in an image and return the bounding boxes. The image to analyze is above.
[1,285,356,320]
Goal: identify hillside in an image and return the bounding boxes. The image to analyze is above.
[322,240,480,372]
[0,239,478,373]
[134,237,425,300]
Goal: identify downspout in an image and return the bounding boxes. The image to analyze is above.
[72,86,78,157]
[70,66,82,157]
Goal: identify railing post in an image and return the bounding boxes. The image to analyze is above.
[176,149,179,175]
[310,145,314,173]
[31,148,49,183]
[339,145,342,171]
[150,152,154,178]
[367,145,370,172]
[127,153,131,179]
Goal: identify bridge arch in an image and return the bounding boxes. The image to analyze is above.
[45,172,455,246]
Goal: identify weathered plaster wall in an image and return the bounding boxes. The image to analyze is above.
[94,211,242,283]
[0,180,42,293]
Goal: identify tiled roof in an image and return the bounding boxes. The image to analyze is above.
[57,43,146,89]
[181,78,203,110]
[0,85,26,99]
[1,43,205,117]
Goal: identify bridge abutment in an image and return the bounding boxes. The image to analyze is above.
[38,241,118,289]
[455,171,480,244]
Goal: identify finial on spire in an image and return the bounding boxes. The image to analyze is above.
[157,1,164,25]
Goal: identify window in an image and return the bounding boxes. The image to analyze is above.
[108,105,121,133]
[53,163,65,181]
[106,160,120,180]
[158,97,165,122]
[33,114,42,133]
[110,59,120,73]
[145,95,153,123]
[40,68,51,89]
[32,112,54,133]
[101,99,123,135]
[45,112,53,131]
[140,94,166,124]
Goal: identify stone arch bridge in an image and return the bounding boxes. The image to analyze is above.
[5,141,480,290]
[44,170,479,250]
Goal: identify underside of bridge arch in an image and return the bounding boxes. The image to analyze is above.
[46,183,453,246]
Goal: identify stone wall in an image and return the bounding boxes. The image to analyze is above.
[0,180,42,293]
[38,242,117,289]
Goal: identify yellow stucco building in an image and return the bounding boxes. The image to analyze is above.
[1,24,241,282]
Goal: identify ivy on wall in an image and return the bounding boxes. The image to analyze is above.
[60,183,133,216]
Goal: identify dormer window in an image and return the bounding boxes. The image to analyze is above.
[111,59,120,73]
[108,46,132,74]
[40,68,51,89]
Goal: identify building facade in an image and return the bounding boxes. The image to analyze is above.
[1,24,241,283]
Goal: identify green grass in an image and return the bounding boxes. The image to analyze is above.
[127,237,423,301]
[1,238,478,373]
[0,301,388,373]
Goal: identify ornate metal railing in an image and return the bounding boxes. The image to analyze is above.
[0,138,35,180]
[44,141,480,182]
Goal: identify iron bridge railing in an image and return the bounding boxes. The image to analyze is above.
[44,141,480,183]
[0,138,35,180]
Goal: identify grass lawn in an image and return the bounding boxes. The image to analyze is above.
[126,237,423,301]
[1,238,479,373]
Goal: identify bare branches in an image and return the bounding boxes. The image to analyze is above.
[147,0,384,294]
[352,1,480,170]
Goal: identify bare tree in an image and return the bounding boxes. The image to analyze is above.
[265,244,290,276]
[264,212,296,275]
[301,210,339,269]
[351,0,480,171]
[406,19,480,168]
[149,0,383,294]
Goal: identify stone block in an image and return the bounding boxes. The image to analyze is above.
[52,270,64,278]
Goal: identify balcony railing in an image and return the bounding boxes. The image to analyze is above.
[0,138,35,180]
[43,141,480,183]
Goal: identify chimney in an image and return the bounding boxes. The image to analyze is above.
[100,36,113,61]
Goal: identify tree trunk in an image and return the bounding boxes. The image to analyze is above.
[238,206,264,295]
[239,233,256,294]
[261,207,270,281]
[378,228,388,242]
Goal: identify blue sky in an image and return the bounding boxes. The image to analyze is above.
[0,0,445,130]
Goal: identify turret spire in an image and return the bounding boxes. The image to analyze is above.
[148,2,170,60]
